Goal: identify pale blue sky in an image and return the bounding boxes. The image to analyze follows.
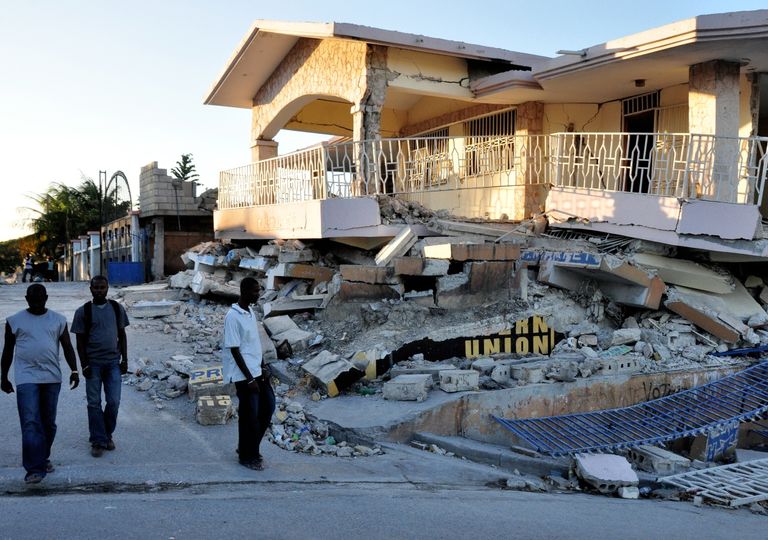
[0,0,764,241]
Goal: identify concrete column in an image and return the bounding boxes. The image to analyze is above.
[88,230,101,278]
[78,236,89,281]
[70,239,80,281]
[151,217,164,280]
[514,102,545,219]
[130,211,141,262]
[250,139,278,162]
[688,60,741,201]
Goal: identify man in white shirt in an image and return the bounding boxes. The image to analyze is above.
[222,277,275,471]
[1,284,79,484]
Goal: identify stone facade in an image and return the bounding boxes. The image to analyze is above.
[251,38,369,142]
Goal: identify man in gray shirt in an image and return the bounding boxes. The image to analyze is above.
[1,284,79,484]
[71,275,129,457]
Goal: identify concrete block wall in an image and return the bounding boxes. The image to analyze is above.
[139,161,207,218]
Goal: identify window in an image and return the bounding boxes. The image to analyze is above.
[464,110,515,176]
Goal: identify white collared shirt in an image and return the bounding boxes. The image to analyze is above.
[221,303,262,383]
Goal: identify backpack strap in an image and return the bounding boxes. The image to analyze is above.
[83,301,93,343]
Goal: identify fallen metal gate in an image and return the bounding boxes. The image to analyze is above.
[660,458,768,506]
[494,361,768,456]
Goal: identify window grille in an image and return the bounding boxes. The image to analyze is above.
[410,127,451,187]
[464,109,515,176]
[622,91,660,117]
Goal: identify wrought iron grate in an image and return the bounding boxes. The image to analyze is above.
[660,458,768,507]
[494,362,768,457]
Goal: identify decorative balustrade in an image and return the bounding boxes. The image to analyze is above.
[218,133,768,210]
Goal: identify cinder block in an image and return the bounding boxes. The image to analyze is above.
[626,445,691,474]
[187,365,234,400]
[438,369,479,393]
[196,395,234,425]
[383,374,432,402]
[389,363,457,382]
[278,249,316,263]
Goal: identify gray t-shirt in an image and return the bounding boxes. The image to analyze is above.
[7,309,67,385]
[71,301,129,364]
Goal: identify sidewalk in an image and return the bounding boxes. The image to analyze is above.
[0,378,508,494]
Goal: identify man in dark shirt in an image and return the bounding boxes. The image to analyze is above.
[71,275,129,457]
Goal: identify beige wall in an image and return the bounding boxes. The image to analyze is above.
[543,102,621,134]
[386,48,472,100]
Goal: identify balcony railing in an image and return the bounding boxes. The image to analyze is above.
[218,133,768,210]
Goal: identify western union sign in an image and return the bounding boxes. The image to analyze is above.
[388,315,558,364]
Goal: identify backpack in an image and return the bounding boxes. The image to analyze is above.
[82,299,122,342]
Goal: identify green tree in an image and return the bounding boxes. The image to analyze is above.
[171,153,199,183]
[26,176,128,255]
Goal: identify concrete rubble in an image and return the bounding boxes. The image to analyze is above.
[116,194,768,493]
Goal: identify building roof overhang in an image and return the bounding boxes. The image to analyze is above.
[474,9,768,104]
[204,20,549,108]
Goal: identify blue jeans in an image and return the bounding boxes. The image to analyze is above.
[16,383,61,476]
[85,363,122,447]
[235,378,275,462]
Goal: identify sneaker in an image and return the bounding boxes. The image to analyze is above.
[45,460,55,473]
[239,459,264,471]
[106,440,116,451]
[24,472,44,484]
[90,445,104,458]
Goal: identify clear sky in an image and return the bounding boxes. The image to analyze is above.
[1,0,765,241]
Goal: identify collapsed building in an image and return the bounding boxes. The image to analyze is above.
[120,9,768,506]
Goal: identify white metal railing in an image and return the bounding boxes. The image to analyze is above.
[550,132,768,205]
[218,133,768,210]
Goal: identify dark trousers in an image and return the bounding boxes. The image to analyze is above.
[85,363,122,447]
[16,383,61,476]
[235,378,275,462]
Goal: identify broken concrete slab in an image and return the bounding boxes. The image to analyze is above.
[375,226,417,267]
[278,249,316,264]
[263,297,324,317]
[301,350,364,397]
[665,284,766,344]
[267,263,335,286]
[423,243,521,261]
[271,327,314,353]
[259,244,281,257]
[120,283,183,304]
[431,219,515,239]
[439,369,479,393]
[537,252,664,309]
[611,328,642,346]
[389,363,458,382]
[574,453,638,494]
[631,253,735,294]
[392,257,450,276]
[129,300,181,319]
[196,395,234,425]
[258,323,278,364]
[332,281,402,303]
[383,374,432,402]
[626,445,691,475]
[340,265,397,284]
[238,255,274,273]
[263,315,299,336]
[169,270,195,290]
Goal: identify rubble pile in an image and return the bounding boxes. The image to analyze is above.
[268,399,382,458]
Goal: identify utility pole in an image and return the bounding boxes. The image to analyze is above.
[98,170,107,276]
